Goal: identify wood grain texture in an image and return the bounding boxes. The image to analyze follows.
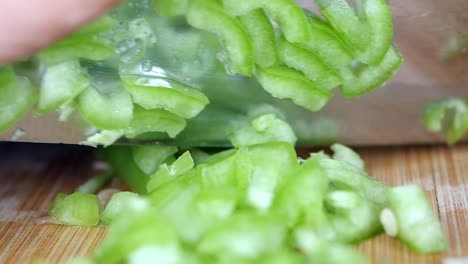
[0,143,467,263]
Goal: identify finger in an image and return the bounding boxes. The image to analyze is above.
[0,0,121,65]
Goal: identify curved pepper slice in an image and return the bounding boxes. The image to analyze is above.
[121,75,209,119]
[385,185,447,253]
[187,0,254,76]
[340,45,403,97]
[315,0,370,51]
[125,105,187,139]
[36,60,89,115]
[223,0,309,43]
[324,190,382,243]
[78,82,133,130]
[278,37,342,91]
[0,67,38,135]
[355,0,394,64]
[240,9,279,68]
[301,15,354,70]
[424,97,468,145]
[256,66,333,112]
[316,0,394,64]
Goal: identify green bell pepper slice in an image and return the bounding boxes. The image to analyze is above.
[125,105,187,139]
[153,0,191,16]
[385,185,448,254]
[187,0,254,76]
[0,67,38,135]
[278,37,343,91]
[101,146,151,194]
[240,9,279,68]
[121,75,209,119]
[78,82,133,130]
[223,0,309,43]
[340,45,403,97]
[48,193,100,227]
[131,145,178,175]
[424,97,468,145]
[256,66,333,112]
[36,60,89,115]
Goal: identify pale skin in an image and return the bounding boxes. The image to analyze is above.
[0,0,121,65]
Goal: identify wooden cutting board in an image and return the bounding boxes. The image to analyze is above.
[0,143,467,263]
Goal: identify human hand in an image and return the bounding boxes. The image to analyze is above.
[0,0,120,65]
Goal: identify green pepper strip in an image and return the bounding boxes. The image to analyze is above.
[301,15,354,70]
[256,66,333,112]
[187,0,254,76]
[273,158,329,230]
[131,145,178,175]
[36,60,89,115]
[386,185,447,254]
[125,105,187,139]
[78,82,134,130]
[424,98,468,145]
[0,67,38,135]
[312,152,388,208]
[224,0,310,43]
[101,146,150,194]
[240,9,279,68]
[324,190,382,243]
[339,45,403,97]
[121,75,209,119]
[315,0,370,51]
[278,37,343,91]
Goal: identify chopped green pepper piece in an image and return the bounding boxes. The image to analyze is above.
[256,66,333,112]
[76,170,113,194]
[273,157,329,229]
[147,151,194,192]
[354,0,394,64]
[49,193,100,227]
[121,75,209,119]
[93,209,180,264]
[37,60,89,115]
[340,45,403,97]
[236,142,299,210]
[226,0,310,43]
[294,228,369,264]
[324,190,382,243]
[101,146,150,194]
[198,212,287,259]
[125,105,187,139]
[278,37,342,91]
[229,114,297,147]
[187,0,254,76]
[301,15,354,70]
[240,10,279,68]
[0,68,38,135]
[312,151,388,207]
[198,149,238,188]
[131,145,178,175]
[331,143,365,170]
[78,82,133,130]
[424,97,468,145]
[100,192,145,224]
[386,185,448,254]
[315,0,370,51]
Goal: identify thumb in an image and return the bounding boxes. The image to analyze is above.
[0,0,121,65]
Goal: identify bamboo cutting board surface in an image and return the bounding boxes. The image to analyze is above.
[0,143,467,263]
